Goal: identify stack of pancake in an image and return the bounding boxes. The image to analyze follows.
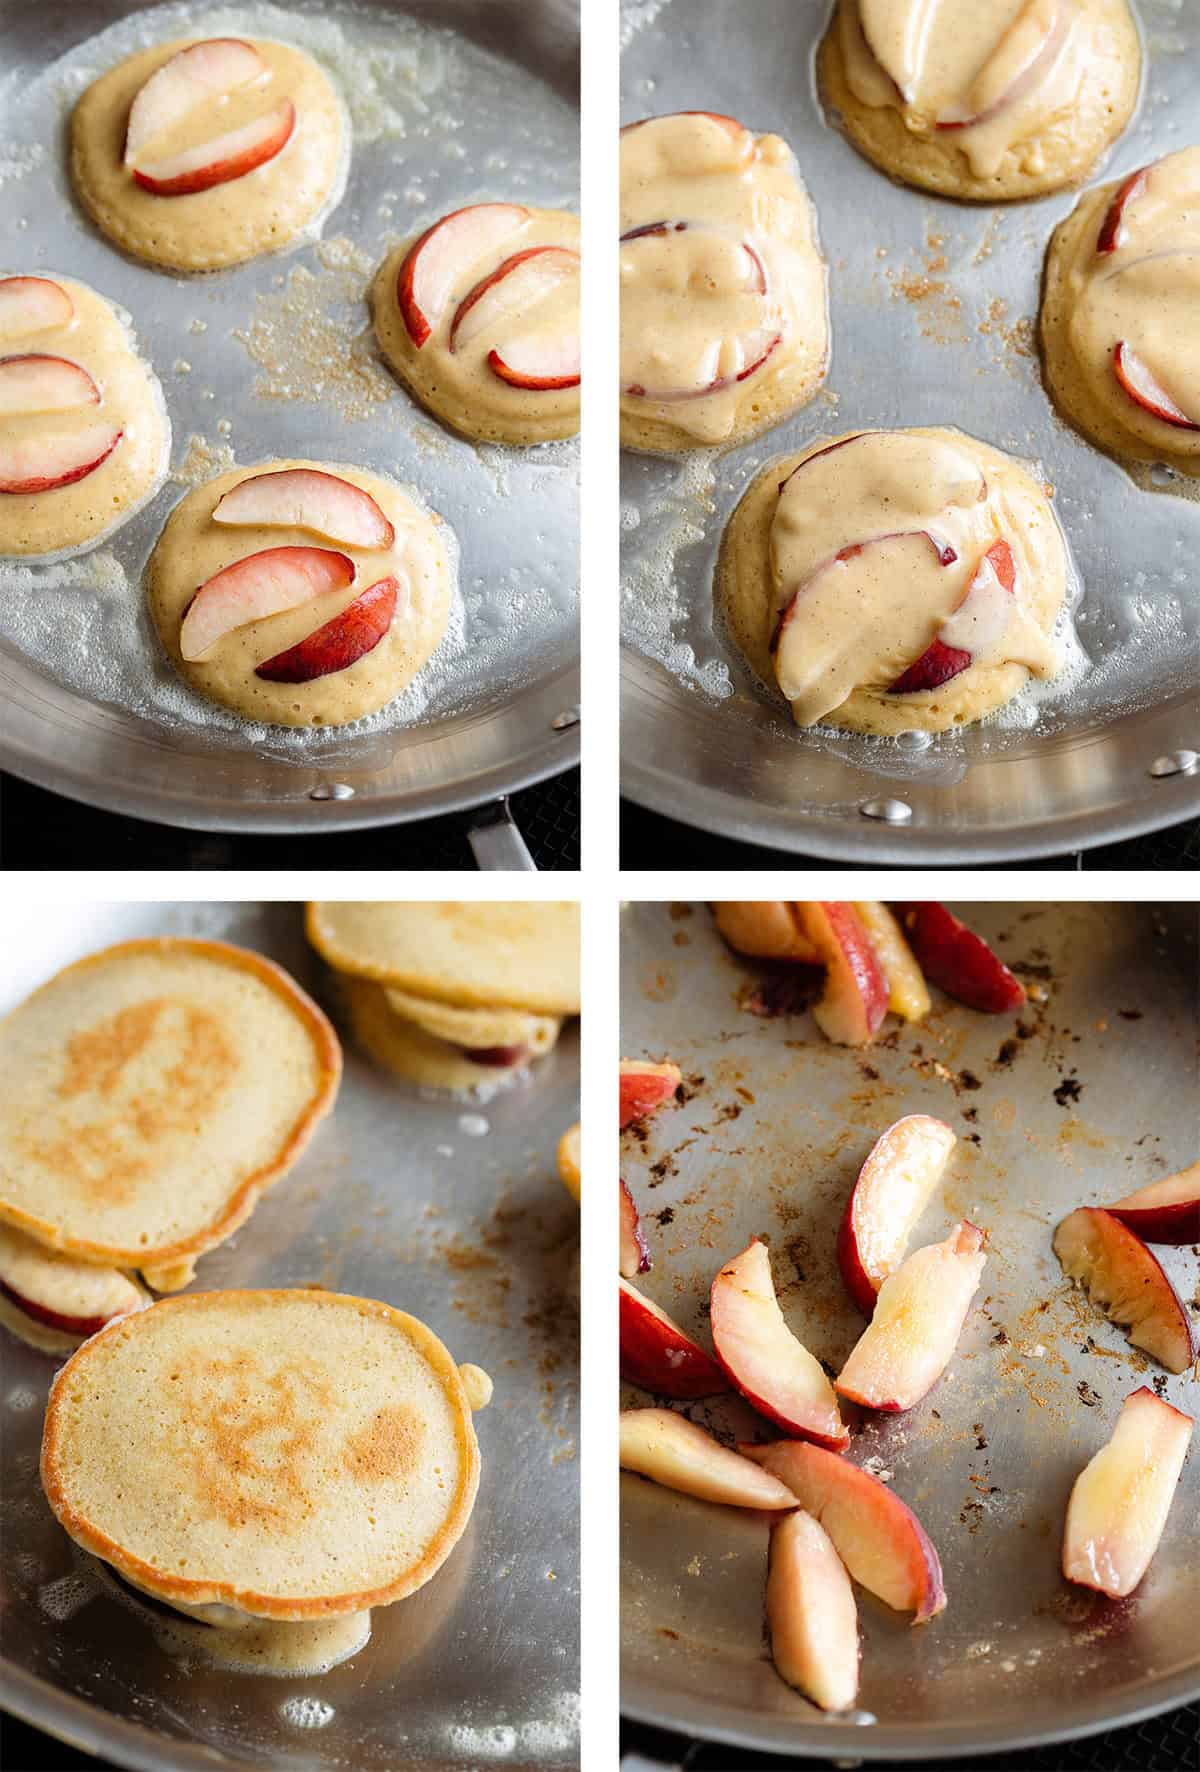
[307,901,581,1091]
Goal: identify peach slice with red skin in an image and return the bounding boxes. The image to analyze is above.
[0,1279,140,1340]
[124,38,268,166]
[894,902,1025,1014]
[213,469,396,550]
[888,539,1016,696]
[619,1180,651,1278]
[0,276,74,338]
[794,902,888,1048]
[837,1115,957,1315]
[771,530,959,664]
[767,1510,860,1711]
[619,1058,682,1130]
[1097,165,1151,254]
[180,545,355,662]
[852,901,930,1023]
[0,421,122,495]
[133,99,295,196]
[1108,1161,1200,1246]
[489,328,580,391]
[1052,1206,1198,1374]
[837,1221,987,1413]
[397,203,530,348]
[620,1408,793,1508]
[255,574,398,684]
[619,1278,729,1399]
[936,0,1067,131]
[1062,1386,1194,1598]
[713,901,819,964]
[1112,341,1200,432]
[450,245,579,355]
[742,1438,947,1622]
[0,355,100,416]
[710,1239,848,1449]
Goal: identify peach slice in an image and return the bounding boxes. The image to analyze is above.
[794,902,888,1048]
[1052,1207,1198,1374]
[180,545,354,662]
[619,1180,651,1278]
[0,276,74,338]
[619,1058,682,1130]
[450,246,579,355]
[489,326,580,391]
[0,421,121,495]
[1108,1161,1200,1246]
[713,902,819,963]
[619,1278,729,1399]
[894,902,1025,1014]
[837,1115,957,1315]
[1097,165,1151,255]
[0,1226,147,1340]
[936,0,1067,131]
[742,1438,946,1622]
[0,354,99,416]
[625,326,780,403]
[852,901,930,1023]
[1062,1386,1193,1598]
[767,1510,860,1711]
[124,38,268,165]
[888,539,1016,696]
[837,1221,987,1412]
[620,1408,794,1508]
[212,468,395,550]
[858,0,937,101]
[557,1123,581,1204]
[1113,341,1200,432]
[133,99,295,196]
[710,1239,848,1449]
[255,574,398,684]
[397,203,530,348]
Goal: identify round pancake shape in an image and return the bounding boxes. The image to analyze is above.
[0,273,169,559]
[717,427,1068,736]
[345,978,559,1092]
[1040,147,1200,480]
[70,37,347,274]
[307,901,581,1016]
[382,984,560,1055]
[0,939,340,1271]
[146,460,454,729]
[818,0,1140,203]
[373,205,580,445]
[41,1290,482,1619]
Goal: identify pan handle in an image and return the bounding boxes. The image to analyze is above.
[467,797,536,871]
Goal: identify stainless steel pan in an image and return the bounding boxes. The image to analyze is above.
[0,901,580,1770]
[0,0,579,834]
[620,900,1199,1758]
[619,0,1200,861]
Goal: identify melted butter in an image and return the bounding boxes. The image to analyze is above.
[620,114,826,444]
[842,0,1091,180]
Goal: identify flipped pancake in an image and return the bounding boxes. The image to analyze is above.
[0,939,340,1271]
[41,1290,486,1619]
[0,1223,148,1354]
[345,977,558,1091]
[382,984,559,1054]
[307,902,580,1015]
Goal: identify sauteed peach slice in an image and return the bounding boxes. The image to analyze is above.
[711,1239,847,1449]
[767,1510,860,1711]
[1107,1161,1200,1246]
[1063,1386,1193,1598]
[619,1278,729,1399]
[837,1116,957,1315]
[620,1408,792,1508]
[1053,1206,1198,1374]
[837,1222,987,1413]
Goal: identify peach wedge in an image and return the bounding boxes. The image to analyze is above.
[795,902,888,1047]
[838,1115,957,1315]
[767,1510,859,1711]
[1063,1386,1193,1598]
[1053,1206,1198,1374]
[1108,1161,1200,1247]
[836,1222,987,1413]
[618,1058,682,1129]
[619,1278,729,1400]
[620,1408,795,1510]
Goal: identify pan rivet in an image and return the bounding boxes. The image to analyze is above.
[1148,751,1197,779]
[309,782,355,801]
[552,706,581,732]
[860,796,912,823]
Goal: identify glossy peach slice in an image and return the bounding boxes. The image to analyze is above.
[619,1058,682,1130]
[450,246,579,354]
[711,1239,847,1449]
[1108,1161,1200,1246]
[619,1278,729,1399]
[620,1408,794,1508]
[889,539,1016,696]
[0,421,121,494]
[397,203,530,348]
[133,99,295,196]
[1113,341,1200,432]
[619,1180,651,1278]
[853,901,930,1022]
[255,574,398,684]
[1097,165,1151,255]
[767,1510,860,1710]
[212,468,395,550]
[180,545,354,661]
[489,326,580,391]
[0,276,74,338]
[837,1115,957,1315]
[1063,1386,1193,1597]
[794,902,888,1048]
[742,1438,946,1622]
[894,902,1025,1014]
[837,1221,986,1412]
[1053,1207,1198,1374]
[124,38,268,164]
[0,354,99,416]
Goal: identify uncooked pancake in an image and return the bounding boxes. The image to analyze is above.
[307,902,581,1015]
[717,427,1067,735]
[70,36,347,274]
[0,272,168,558]
[373,204,580,445]
[818,0,1140,203]
[344,977,558,1092]
[0,938,340,1271]
[41,1290,486,1618]
[146,459,454,729]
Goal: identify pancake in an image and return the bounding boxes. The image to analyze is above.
[0,939,340,1276]
[344,977,559,1092]
[41,1289,487,1621]
[382,984,560,1055]
[307,902,581,1015]
[0,1222,148,1355]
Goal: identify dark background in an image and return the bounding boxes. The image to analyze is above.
[0,769,580,872]
[619,802,1200,871]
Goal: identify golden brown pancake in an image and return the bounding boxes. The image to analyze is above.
[345,977,561,1092]
[41,1290,488,1621]
[0,939,340,1279]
